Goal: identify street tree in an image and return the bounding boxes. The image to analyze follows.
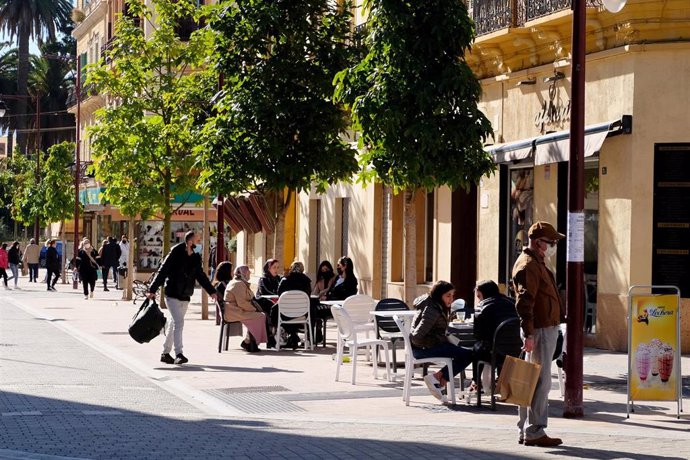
[88,0,215,301]
[0,0,72,156]
[197,0,358,262]
[334,0,494,304]
[0,151,39,231]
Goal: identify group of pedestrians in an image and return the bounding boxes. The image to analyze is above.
[0,239,57,290]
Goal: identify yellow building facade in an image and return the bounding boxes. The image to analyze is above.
[294,0,690,352]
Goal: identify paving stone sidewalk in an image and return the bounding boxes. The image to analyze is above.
[1,279,689,459]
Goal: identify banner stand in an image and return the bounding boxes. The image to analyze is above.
[627,285,682,419]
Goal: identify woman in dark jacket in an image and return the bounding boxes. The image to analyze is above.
[77,239,100,299]
[327,256,358,300]
[7,241,21,289]
[45,240,61,292]
[410,280,474,403]
[257,259,281,296]
[312,260,336,301]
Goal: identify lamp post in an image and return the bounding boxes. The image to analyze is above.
[0,92,41,241]
[564,0,627,418]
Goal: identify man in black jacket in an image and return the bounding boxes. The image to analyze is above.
[148,231,217,365]
[101,237,121,291]
[473,280,519,366]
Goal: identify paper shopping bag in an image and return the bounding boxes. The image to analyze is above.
[495,355,541,407]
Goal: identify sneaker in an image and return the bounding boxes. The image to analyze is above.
[89,291,94,298]
[174,353,188,365]
[424,374,448,403]
[84,295,89,300]
[524,435,563,447]
[104,287,109,292]
[160,353,175,364]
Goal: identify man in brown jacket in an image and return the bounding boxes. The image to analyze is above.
[22,238,40,283]
[512,221,565,447]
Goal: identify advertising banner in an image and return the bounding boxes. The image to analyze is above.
[629,294,679,401]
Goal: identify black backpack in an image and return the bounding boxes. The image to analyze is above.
[128,298,166,344]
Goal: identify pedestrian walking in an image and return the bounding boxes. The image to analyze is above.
[98,238,120,291]
[77,239,99,299]
[7,241,21,289]
[148,230,217,365]
[512,221,565,447]
[0,243,9,289]
[45,239,61,292]
[118,234,129,267]
[23,238,40,282]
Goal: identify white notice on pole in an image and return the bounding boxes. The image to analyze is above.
[567,212,585,262]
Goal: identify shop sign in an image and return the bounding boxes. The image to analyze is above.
[627,290,681,407]
[534,82,570,134]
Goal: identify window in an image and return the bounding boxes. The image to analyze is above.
[424,191,435,283]
[176,0,205,41]
[309,199,321,272]
[246,232,255,272]
[390,192,404,282]
[335,197,350,258]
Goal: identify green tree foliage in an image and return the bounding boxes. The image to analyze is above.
[0,152,39,226]
[197,0,358,257]
[0,0,72,155]
[335,0,494,191]
[40,141,76,223]
[334,0,494,302]
[88,0,215,253]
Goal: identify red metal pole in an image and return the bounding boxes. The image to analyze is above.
[564,0,586,418]
[73,60,81,289]
[34,95,40,242]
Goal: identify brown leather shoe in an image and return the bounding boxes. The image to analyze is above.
[524,435,563,447]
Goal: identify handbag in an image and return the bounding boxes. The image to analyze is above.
[128,298,167,344]
[495,354,541,407]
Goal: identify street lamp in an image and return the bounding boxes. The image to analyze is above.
[564,0,627,418]
[0,92,42,241]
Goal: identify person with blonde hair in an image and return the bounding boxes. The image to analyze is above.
[224,265,267,352]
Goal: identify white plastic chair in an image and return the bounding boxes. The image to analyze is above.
[331,305,391,384]
[393,315,456,406]
[276,290,313,351]
[341,294,377,361]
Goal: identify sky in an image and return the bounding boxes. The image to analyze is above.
[1,0,76,54]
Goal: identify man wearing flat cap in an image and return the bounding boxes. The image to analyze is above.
[512,221,565,447]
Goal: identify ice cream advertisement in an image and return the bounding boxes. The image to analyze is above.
[629,294,679,401]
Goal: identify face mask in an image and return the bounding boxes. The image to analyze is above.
[544,243,557,258]
[337,267,343,276]
[84,244,91,250]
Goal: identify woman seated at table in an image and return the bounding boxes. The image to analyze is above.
[312,260,336,301]
[225,265,268,353]
[254,258,281,317]
[327,256,358,300]
[410,280,474,403]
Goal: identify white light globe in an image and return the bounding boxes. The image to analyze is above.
[602,0,627,13]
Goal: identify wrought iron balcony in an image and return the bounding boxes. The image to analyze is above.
[472,0,572,36]
[66,84,98,109]
[525,0,571,22]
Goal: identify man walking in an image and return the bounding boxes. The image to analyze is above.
[23,238,40,282]
[147,231,216,365]
[101,237,121,291]
[512,221,565,447]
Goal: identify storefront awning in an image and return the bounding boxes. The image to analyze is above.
[487,115,632,165]
[218,192,275,235]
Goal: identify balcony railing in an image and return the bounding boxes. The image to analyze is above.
[473,0,516,37]
[66,84,98,109]
[525,0,571,22]
[472,0,571,36]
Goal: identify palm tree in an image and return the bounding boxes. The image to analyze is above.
[0,0,72,156]
[0,43,17,154]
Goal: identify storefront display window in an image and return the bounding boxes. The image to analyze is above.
[508,168,534,286]
[137,220,219,272]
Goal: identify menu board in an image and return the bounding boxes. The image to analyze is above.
[629,294,679,401]
[652,144,690,297]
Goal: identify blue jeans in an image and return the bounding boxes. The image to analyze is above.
[8,263,18,286]
[412,342,474,381]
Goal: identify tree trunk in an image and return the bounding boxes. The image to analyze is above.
[61,221,67,283]
[160,172,172,309]
[272,189,291,268]
[16,27,30,156]
[123,216,135,301]
[201,195,209,320]
[403,188,417,306]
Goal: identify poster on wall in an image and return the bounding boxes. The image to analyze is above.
[627,291,681,407]
[652,144,690,297]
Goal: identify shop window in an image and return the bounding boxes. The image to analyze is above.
[246,232,255,272]
[335,197,350,258]
[507,168,534,292]
[584,161,599,334]
[309,199,321,272]
[390,192,403,282]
